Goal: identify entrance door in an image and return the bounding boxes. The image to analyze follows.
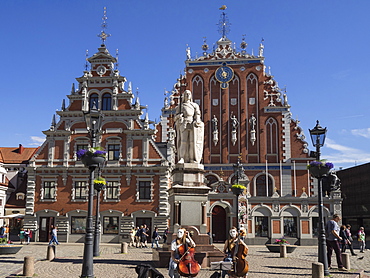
[136,217,152,243]
[39,217,54,242]
[212,206,227,243]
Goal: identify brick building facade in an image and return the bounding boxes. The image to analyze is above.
[158,12,342,245]
[20,11,343,245]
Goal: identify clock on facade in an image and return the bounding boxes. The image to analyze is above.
[215,65,234,89]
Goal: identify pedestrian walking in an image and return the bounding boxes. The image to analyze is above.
[24,229,32,245]
[325,214,347,271]
[48,225,60,245]
[358,227,366,253]
[0,226,4,237]
[163,227,169,244]
[129,226,136,247]
[345,224,356,256]
[140,224,149,248]
[151,227,160,248]
[135,226,141,248]
[18,228,25,244]
[4,225,9,241]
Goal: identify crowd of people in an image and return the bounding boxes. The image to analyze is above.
[129,225,169,249]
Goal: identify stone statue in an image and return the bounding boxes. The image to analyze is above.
[212,115,218,132]
[231,114,239,131]
[249,114,256,130]
[175,90,204,164]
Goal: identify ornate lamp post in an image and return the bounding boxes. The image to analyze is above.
[81,103,103,278]
[93,171,106,257]
[309,120,329,276]
[232,156,247,232]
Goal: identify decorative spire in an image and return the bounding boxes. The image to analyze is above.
[217,11,231,40]
[84,50,89,71]
[61,99,66,111]
[50,114,56,131]
[71,83,75,94]
[97,7,111,45]
[202,37,209,54]
[115,49,119,70]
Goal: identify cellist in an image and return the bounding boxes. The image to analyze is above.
[222,227,249,278]
[168,228,196,278]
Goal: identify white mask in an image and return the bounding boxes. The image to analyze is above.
[229,229,237,238]
[177,229,185,238]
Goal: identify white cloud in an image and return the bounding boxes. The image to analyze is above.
[29,136,45,146]
[323,138,370,168]
[351,128,370,138]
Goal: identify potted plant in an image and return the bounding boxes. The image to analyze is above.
[76,147,107,167]
[307,160,334,178]
[94,176,107,191]
[265,237,297,253]
[231,184,246,196]
[0,236,22,255]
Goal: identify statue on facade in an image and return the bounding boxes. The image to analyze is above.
[175,90,204,164]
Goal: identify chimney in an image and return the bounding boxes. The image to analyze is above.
[18,144,24,154]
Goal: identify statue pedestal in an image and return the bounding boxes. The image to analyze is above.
[154,163,224,268]
[169,163,210,234]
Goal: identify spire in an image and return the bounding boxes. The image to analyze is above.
[50,114,56,131]
[84,50,89,71]
[97,7,111,45]
[61,99,66,111]
[217,11,231,41]
[71,83,75,94]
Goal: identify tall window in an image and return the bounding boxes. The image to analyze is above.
[71,217,86,234]
[108,144,120,160]
[255,216,268,237]
[139,181,151,200]
[74,181,87,200]
[103,216,119,234]
[266,117,278,162]
[105,181,119,199]
[256,175,273,196]
[43,181,56,199]
[283,217,297,237]
[89,93,99,109]
[102,93,112,110]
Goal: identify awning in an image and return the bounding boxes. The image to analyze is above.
[0,214,25,219]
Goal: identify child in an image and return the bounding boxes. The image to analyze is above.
[358,227,366,253]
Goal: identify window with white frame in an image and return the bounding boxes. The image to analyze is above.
[104,181,120,200]
[71,216,86,234]
[41,181,56,200]
[139,181,151,200]
[107,144,120,161]
[73,181,87,200]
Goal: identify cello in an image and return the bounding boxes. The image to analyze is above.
[230,236,249,277]
[177,233,201,277]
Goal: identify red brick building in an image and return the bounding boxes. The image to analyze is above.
[23,43,171,243]
[158,12,342,245]
[22,11,343,245]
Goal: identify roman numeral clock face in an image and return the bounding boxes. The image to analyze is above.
[215,65,234,89]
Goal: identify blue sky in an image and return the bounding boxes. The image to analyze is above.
[1,1,370,170]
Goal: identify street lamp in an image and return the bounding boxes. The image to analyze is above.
[232,156,247,232]
[309,120,329,276]
[81,102,103,278]
[93,169,106,257]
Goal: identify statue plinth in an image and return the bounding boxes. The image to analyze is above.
[171,163,208,188]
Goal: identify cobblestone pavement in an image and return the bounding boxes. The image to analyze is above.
[1,243,369,278]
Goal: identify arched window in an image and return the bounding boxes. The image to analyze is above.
[266,117,278,162]
[256,175,273,196]
[89,93,99,109]
[102,93,112,110]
